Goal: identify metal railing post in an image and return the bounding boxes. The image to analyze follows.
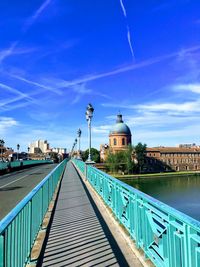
[0,235,4,267]
[85,164,88,181]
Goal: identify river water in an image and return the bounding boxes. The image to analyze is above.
[122,174,200,222]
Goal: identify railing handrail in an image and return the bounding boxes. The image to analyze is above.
[0,159,53,170]
[89,164,200,230]
[0,159,66,233]
[76,160,200,232]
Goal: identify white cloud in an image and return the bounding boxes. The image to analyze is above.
[134,123,200,146]
[137,100,200,113]
[102,102,133,109]
[93,125,111,134]
[103,99,200,113]
[0,117,18,134]
[172,83,200,94]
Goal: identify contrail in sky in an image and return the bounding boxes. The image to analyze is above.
[119,0,135,60]
[24,0,52,32]
[0,0,52,64]
[0,41,18,64]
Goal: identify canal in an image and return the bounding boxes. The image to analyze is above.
[122,173,200,221]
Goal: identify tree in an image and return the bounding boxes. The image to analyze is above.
[123,145,136,174]
[106,151,125,173]
[134,142,147,173]
[82,148,100,163]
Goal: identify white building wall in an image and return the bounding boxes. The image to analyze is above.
[52,148,67,154]
[29,140,50,153]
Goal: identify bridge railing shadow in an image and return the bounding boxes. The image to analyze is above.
[38,161,130,267]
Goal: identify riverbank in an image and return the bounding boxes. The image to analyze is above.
[112,170,200,180]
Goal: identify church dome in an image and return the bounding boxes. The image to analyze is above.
[109,114,131,135]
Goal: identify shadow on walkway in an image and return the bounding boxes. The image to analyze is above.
[38,162,130,267]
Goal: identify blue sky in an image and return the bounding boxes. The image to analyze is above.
[0,0,200,152]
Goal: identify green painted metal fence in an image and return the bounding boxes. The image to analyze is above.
[0,159,67,267]
[0,163,8,171]
[0,159,53,171]
[73,159,200,267]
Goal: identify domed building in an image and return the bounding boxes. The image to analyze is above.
[99,114,200,172]
[100,114,132,162]
[109,114,132,153]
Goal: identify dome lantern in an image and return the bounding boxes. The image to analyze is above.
[116,114,123,123]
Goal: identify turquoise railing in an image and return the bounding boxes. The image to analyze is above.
[0,159,53,171]
[0,163,8,171]
[73,159,200,267]
[0,159,67,267]
[73,159,85,175]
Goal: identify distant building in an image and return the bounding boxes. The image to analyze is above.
[100,113,132,161]
[100,114,200,172]
[29,140,51,154]
[52,148,67,154]
[178,143,197,148]
[1,147,14,161]
[146,146,200,172]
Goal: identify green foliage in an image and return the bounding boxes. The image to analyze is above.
[105,143,147,174]
[106,151,125,173]
[106,145,136,174]
[82,148,100,163]
[124,145,136,174]
[134,142,147,173]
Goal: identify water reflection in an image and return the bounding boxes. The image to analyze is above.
[122,174,200,221]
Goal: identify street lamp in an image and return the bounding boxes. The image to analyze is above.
[27,147,30,160]
[71,142,75,157]
[77,128,82,159]
[17,144,20,161]
[74,138,77,156]
[85,103,94,162]
[0,139,5,160]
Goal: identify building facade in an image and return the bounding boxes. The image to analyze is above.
[29,140,50,154]
[146,146,200,172]
[52,148,67,154]
[100,114,200,172]
[100,114,132,161]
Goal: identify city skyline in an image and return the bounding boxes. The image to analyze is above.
[0,0,200,151]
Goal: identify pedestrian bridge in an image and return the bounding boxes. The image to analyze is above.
[0,159,200,267]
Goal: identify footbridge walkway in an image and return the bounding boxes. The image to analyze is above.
[0,159,200,267]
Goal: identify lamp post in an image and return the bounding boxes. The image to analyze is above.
[27,147,30,160]
[74,138,77,157]
[77,128,82,159]
[85,103,94,162]
[17,144,20,161]
[0,139,5,160]
[71,142,75,158]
